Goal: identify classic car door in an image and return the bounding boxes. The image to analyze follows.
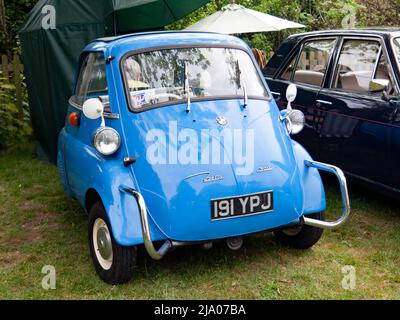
[391,38,400,192]
[315,38,398,188]
[65,51,111,197]
[266,38,338,156]
[392,110,400,192]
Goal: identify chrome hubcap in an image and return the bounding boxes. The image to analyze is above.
[97,226,112,260]
[93,218,113,270]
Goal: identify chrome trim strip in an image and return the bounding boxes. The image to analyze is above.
[303,160,350,229]
[316,99,332,105]
[184,172,210,180]
[69,97,120,119]
[120,186,172,260]
[373,46,383,79]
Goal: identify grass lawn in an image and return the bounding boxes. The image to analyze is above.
[1,143,400,300]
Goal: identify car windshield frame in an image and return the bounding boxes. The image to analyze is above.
[120,44,271,113]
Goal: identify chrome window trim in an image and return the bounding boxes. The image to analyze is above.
[372,46,383,79]
[69,97,120,119]
[390,36,400,78]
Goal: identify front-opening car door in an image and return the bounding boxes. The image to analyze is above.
[315,37,398,188]
[266,38,338,156]
[66,51,110,196]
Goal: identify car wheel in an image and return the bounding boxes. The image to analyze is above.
[88,201,137,284]
[274,212,325,249]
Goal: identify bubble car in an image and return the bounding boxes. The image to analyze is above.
[57,31,350,284]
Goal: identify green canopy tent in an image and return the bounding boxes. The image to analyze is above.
[20,0,211,163]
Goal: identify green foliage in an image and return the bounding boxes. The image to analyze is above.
[169,0,361,55]
[357,0,400,27]
[0,0,37,55]
[0,74,32,150]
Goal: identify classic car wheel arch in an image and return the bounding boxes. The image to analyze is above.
[85,188,102,214]
[82,183,167,247]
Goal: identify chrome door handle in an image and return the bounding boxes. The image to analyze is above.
[316,99,332,105]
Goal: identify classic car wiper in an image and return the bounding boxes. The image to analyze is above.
[236,60,247,108]
[184,62,191,113]
[242,81,248,107]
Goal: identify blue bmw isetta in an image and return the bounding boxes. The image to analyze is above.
[58,31,350,284]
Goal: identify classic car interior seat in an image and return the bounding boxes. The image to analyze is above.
[293,70,325,86]
[337,71,372,92]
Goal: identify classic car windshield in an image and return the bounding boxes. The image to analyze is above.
[123,47,269,110]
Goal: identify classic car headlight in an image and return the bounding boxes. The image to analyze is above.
[93,127,121,156]
[282,109,305,135]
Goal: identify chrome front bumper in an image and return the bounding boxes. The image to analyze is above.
[303,160,351,230]
[121,160,350,259]
[121,186,172,260]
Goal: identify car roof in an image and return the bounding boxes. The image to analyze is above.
[96,30,223,43]
[288,28,400,40]
[84,31,249,53]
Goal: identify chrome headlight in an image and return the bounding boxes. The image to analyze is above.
[281,109,305,135]
[93,127,121,156]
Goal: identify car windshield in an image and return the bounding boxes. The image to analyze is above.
[393,38,400,67]
[123,47,269,110]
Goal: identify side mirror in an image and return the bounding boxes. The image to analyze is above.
[369,79,390,93]
[286,84,297,110]
[280,108,305,135]
[83,98,105,127]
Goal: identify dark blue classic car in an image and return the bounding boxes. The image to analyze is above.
[265,29,400,197]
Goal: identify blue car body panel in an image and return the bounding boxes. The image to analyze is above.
[58,32,326,246]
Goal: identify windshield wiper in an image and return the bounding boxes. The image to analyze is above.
[184,62,191,113]
[242,81,248,108]
[236,60,248,108]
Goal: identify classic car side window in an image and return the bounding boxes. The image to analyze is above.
[280,39,336,86]
[73,52,108,106]
[280,55,297,81]
[333,40,380,93]
[294,40,336,86]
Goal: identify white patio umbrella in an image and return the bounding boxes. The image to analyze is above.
[184,3,305,34]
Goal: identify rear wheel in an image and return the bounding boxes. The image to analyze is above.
[88,201,137,284]
[274,212,325,249]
